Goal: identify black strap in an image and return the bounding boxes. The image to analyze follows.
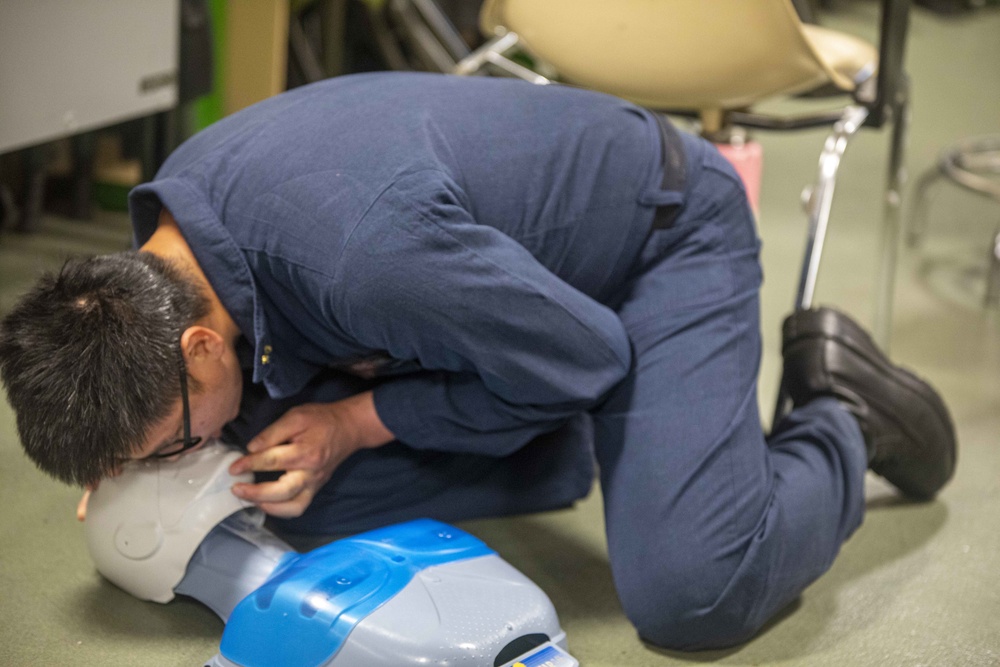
[651,113,687,230]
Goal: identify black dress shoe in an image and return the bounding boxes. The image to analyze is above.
[781,307,957,500]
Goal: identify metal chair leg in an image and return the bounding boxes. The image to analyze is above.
[792,105,870,311]
[453,32,552,84]
[873,78,910,349]
[15,145,51,234]
[0,182,16,234]
[773,104,870,427]
[388,0,469,72]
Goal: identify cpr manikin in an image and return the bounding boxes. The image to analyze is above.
[84,441,578,667]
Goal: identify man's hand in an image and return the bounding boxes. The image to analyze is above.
[228,391,394,518]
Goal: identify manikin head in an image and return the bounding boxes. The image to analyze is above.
[84,441,257,602]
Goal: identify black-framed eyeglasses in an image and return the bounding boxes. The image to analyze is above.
[149,356,202,459]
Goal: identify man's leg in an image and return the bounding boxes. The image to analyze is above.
[592,144,868,650]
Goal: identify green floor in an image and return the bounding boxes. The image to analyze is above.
[1,4,998,666]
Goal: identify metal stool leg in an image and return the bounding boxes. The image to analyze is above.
[912,136,1000,310]
[986,224,1000,308]
[907,164,946,248]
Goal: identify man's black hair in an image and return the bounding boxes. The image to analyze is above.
[0,251,209,486]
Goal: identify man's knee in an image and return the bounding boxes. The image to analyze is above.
[615,555,767,651]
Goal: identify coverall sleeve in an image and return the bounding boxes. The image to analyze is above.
[336,170,632,455]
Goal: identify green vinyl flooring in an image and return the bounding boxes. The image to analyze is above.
[1,3,998,665]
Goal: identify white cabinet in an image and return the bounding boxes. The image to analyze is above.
[0,0,179,154]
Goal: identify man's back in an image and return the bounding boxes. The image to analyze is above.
[135,72,661,302]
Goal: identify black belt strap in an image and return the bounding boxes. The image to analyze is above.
[652,113,687,230]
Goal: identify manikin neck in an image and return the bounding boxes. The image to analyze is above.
[174,511,294,621]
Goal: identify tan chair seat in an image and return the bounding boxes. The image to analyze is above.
[483,0,880,111]
[802,24,878,89]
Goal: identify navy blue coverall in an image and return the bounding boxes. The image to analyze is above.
[129,72,867,649]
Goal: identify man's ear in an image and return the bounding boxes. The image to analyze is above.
[179,326,225,363]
